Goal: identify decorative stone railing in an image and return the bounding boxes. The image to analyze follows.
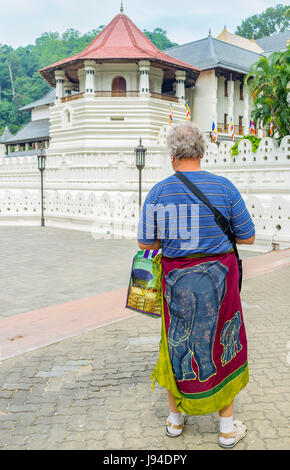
[0,136,289,250]
[61,93,84,103]
[0,188,139,238]
[60,91,179,101]
[201,136,290,250]
[203,136,290,167]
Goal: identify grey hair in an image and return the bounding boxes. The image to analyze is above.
[167,122,206,159]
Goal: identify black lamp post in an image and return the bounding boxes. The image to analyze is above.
[135,137,146,212]
[37,147,46,227]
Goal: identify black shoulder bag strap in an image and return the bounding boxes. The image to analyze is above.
[175,171,243,292]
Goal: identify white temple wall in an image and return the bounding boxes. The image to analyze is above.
[95,63,139,92]
[0,144,6,159]
[0,136,289,252]
[48,96,188,150]
[77,68,86,93]
[192,70,217,133]
[234,81,245,127]
[149,67,164,94]
[31,105,50,121]
[217,76,227,126]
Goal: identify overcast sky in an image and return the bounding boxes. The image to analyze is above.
[0,0,289,48]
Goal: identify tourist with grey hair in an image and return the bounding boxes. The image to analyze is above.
[137,122,255,449]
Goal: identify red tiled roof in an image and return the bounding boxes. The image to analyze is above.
[39,13,199,76]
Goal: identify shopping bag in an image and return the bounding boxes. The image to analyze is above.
[125,249,162,318]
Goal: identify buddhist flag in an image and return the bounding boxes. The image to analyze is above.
[270,119,274,136]
[230,117,234,141]
[212,121,217,143]
[169,104,173,125]
[186,99,191,120]
[250,115,255,136]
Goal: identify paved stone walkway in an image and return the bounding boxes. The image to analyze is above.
[0,227,137,318]
[0,253,289,449]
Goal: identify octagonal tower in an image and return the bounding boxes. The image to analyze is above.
[39,10,200,153]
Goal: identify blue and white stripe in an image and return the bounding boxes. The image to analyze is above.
[138,171,255,258]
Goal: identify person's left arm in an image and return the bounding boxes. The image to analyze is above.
[137,192,161,251]
[138,240,161,250]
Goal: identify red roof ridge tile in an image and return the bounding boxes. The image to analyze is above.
[123,15,139,49]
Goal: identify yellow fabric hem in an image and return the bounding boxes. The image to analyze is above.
[151,296,249,416]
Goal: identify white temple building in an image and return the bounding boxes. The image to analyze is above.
[37,11,199,156]
[0,9,289,252]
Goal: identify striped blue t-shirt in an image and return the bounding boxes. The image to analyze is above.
[137,171,255,258]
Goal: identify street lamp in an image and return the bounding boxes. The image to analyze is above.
[135,137,146,212]
[37,147,46,227]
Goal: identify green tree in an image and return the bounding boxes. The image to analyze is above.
[143,27,178,49]
[80,26,105,48]
[245,46,290,139]
[236,4,290,39]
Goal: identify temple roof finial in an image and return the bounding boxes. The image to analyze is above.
[120,2,124,13]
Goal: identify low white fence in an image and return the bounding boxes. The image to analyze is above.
[0,136,289,252]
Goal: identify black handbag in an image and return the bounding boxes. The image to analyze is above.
[175,171,243,292]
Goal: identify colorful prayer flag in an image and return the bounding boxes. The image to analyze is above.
[169,104,173,125]
[212,121,217,143]
[250,115,255,136]
[230,117,234,142]
[270,119,274,136]
[186,99,191,120]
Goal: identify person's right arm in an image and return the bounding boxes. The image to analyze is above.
[137,191,159,249]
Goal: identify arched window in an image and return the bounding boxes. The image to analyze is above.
[112,76,126,96]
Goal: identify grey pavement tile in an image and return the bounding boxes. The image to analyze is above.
[0,226,289,450]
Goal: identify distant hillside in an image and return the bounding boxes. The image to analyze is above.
[0,27,178,136]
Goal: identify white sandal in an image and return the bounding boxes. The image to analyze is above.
[219,420,247,449]
[166,415,186,437]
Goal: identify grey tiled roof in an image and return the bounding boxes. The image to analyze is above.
[18,88,55,111]
[0,125,13,143]
[256,30,290,53]
[164,37,263,74]
[4,119,49,144]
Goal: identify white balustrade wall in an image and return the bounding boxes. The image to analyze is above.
[0,136,289,252]
[202,136,290,251]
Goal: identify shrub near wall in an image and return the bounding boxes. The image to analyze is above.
[231,135,261,157]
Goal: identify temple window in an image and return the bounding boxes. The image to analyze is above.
[65,109,71,124]
[240,83,244,100]
[224,79,228,97]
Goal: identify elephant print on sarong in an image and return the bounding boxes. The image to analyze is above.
[165,261,229,382]
[220,311,242,366]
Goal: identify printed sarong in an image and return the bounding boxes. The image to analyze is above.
[151,251,249,415]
